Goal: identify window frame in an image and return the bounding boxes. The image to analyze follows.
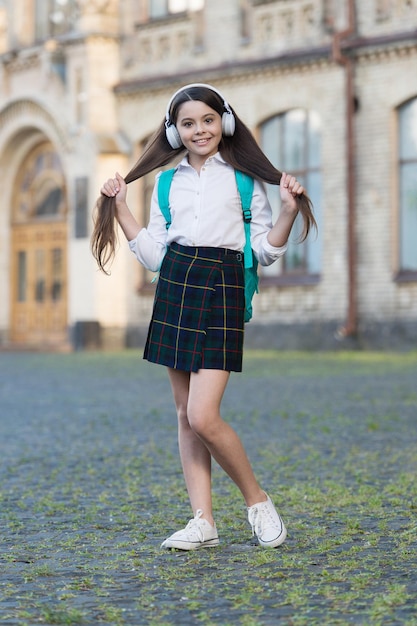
[258,109,322,287]
[395,98,417,282]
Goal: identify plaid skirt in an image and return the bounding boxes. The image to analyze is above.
[144,242,245,372]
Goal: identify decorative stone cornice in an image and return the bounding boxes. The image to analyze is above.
[1,49,40,73]
[114,45,333,97]
[114,27,417,98]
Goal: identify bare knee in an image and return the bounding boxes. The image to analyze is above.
[183,369,229,442]
[187,405,219,442]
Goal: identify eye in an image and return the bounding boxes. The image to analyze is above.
[205,117,214,124]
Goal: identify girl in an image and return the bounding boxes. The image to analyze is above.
[92,83,316,550]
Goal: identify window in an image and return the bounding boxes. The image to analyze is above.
[74,177,88,239]
[17,251,27,302]
[35,249,46,303]
[14,143,66,223]
[150,0,167,18]
[260,109,322,281]
[398,98,417,275]
[51,248,63,301]
[149,0,204,19]
[35,0,77,40]
[240,0,251,41]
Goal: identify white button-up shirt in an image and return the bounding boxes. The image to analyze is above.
[129,153,287,272]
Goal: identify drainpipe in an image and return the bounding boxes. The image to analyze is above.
[331,0,357,338]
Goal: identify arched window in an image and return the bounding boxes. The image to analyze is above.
[13,143,66,223]
[398,98,417,276]
[260,109,322,282]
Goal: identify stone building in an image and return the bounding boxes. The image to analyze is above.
[0,0,416,351]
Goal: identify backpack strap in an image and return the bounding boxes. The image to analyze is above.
[234,170,254,270]
[157,168,176,229]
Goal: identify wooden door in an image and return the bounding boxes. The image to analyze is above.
[10,143,68,349]
[10,222,68,347]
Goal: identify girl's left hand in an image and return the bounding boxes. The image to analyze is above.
[280,172,304,206]
[100,172,127,205]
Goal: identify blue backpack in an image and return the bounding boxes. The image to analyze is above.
[157,168,258,323]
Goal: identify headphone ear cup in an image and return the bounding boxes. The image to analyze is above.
[222,111,236,136]
[165,124,183,149]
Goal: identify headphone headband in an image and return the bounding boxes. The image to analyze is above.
[165,83,232,123]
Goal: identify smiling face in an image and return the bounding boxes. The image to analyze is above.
[175,100,223,170]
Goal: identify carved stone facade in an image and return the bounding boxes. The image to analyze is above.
[0,1,416,350]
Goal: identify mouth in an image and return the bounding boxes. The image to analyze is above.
[193,138,210,145]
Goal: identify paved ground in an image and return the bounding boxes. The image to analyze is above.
[0,349,416,626]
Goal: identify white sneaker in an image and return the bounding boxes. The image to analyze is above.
[161,509,219,551]
[247,493,287,548]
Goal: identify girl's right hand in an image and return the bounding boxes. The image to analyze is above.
[100,172,127,204]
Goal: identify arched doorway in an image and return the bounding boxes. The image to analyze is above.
[10,142,68,348]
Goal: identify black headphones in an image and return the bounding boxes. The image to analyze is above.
[164,83,236,149]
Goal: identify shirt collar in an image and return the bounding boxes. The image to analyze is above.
[177,151,229,170]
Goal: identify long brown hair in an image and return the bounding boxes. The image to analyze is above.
[91,85,317,272]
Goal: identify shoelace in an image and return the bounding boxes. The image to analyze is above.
[184,509,205,542]
[248,503,279,538]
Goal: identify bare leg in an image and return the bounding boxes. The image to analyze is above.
[167,367,281,549]
[167,368,214,525]
[186,369,265,508]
